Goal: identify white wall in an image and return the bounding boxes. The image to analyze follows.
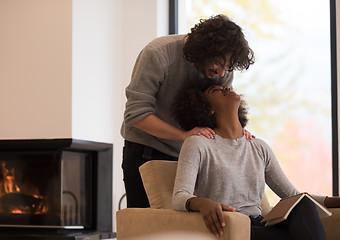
[0,0,72,139]
[122,0,168,88]
[0,0,169,232]
[72,0,123,230]
[72,0,121,144]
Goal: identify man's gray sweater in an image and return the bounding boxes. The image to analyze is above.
[121,35,233,157]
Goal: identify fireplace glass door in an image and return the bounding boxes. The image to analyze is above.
[0,150,92,229]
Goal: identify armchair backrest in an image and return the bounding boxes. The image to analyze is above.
[139,160,271,215]
[139,160,176,209]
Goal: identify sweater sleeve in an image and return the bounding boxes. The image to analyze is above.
[172,136,202,211]
[124,46,165,126]
[258,139,300,198]
[260,140,327,207]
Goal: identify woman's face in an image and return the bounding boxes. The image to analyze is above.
[203,85,240,112]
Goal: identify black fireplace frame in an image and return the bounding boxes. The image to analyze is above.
[0,138,114,240]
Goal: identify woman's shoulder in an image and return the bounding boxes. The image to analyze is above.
[250,137,267,145]
[246,137,275,160]
[180,135,213,159]
[182,135,216,150]
[248,137,271,150]
[184,134,213,144]
[183,135,272,150]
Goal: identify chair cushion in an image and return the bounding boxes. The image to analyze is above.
[139,160,177,209]
[116,208,250,240]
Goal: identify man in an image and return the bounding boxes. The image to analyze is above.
[121,14,254,208]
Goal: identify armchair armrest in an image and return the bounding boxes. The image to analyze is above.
[116,208,250,240]
[321,208,340,240]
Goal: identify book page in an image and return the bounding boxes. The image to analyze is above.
[261,193,304,222]
[261,193,332,227]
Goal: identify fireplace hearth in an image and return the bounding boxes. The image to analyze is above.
[0,139,114,239]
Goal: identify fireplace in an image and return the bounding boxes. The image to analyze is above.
[0,139,114,239]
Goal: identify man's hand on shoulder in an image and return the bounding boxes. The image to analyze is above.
[243,129,255,140]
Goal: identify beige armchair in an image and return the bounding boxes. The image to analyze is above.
[116,160,340,240]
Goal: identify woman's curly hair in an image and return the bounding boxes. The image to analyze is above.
[183,14,255,72]
[172,88,248,131]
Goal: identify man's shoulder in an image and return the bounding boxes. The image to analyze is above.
[139,35,185,66]
[146,34,185,50]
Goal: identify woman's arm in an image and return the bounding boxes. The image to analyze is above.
[262,140,332,207]
[172,137,234,237]
[188,197,235,237]
[262,139,300,198]
[324,196,340,208]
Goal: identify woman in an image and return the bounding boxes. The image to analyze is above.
[172,86,340,239]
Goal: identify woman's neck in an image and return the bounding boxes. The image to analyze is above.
[214,127,243,139]
[214,114,243,139]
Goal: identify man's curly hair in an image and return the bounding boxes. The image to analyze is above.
[172,88,248,131]
[183,14,254,72]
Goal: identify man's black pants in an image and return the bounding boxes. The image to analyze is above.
[122,140,177,208]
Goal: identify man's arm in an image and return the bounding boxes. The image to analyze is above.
[132,114,215,141]
[124,45,215,141]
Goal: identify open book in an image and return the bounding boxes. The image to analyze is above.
[261,193,332,227]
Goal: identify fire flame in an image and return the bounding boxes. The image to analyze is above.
[1,161,47,214]
[11,209,23,214]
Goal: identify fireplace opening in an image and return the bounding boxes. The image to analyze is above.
[0,139,113,239]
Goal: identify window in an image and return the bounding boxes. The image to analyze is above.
[174,0,334,204]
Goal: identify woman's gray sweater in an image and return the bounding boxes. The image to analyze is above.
[172,134,326,217]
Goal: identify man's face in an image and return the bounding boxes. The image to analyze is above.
[203,54,232,79]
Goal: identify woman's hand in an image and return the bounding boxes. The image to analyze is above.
[182,127,215,141]
[243,129,255,140]
[189,197,235,237]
